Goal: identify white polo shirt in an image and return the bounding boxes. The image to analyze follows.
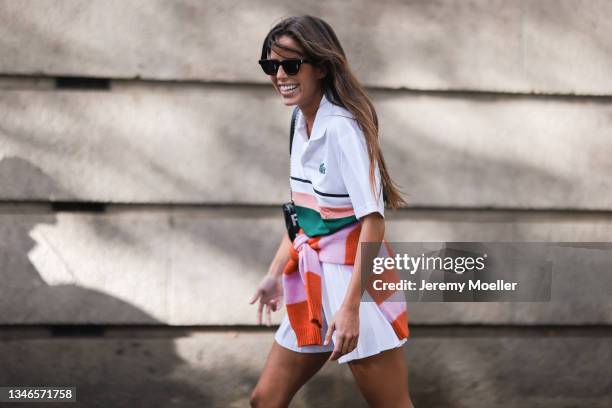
[290,93,385,237]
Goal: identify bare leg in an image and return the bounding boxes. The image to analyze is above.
[348,347,414,408]
[250,341,331,408]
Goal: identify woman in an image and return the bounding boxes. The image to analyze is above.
[249,15,414,408]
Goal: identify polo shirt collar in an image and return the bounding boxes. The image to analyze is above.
[297,93,332,142]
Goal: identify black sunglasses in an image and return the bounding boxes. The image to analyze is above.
[258,58,312,76]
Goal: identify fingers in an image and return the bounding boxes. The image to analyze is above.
[256,301,263,325]
[265,304,272,326]
[329,340,343,361]
[324,321,336,346]
[329,334,359,361]
[341,336,352,356]
[331,335,348,360]
[249,289,262,305]
[347,336,358,354]
[326,321,341,361]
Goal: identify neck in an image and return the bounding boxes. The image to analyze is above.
[299,92,324,137]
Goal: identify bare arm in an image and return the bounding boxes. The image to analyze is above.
[267,231,292,278]
[325,212,385,360]
[249,230,292,325]
[343,213,385,308]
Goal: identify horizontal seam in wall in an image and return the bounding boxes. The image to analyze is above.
[2,324,612,340]
[2,74,612,101]
[2,201,612,216]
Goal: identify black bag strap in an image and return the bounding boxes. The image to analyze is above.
[287,106,299,201]
[289,106,299,156]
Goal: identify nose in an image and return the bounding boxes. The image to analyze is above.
[276,64,288,80]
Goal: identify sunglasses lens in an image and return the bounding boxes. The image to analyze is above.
[259,59,306,75]
[259,60,278,75]
[282,60,300,75]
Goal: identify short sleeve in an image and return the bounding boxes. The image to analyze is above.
[334,116,385,220]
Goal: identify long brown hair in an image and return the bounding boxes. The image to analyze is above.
[260,15,407,209]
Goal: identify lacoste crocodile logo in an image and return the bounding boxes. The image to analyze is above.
[319,163,326,174]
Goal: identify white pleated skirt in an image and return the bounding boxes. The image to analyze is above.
[274,262,407,364]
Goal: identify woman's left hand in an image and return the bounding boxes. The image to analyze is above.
[324,304,360,361]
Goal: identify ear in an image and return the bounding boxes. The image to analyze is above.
[315,63,328,80]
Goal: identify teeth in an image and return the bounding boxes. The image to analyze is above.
[279,84,298,91]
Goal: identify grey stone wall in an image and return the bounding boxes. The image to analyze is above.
[1,1,610,407]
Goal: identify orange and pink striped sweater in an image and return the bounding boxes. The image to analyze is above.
[283,221,409,346]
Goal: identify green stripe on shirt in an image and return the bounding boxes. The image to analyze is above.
[295,205,358,237]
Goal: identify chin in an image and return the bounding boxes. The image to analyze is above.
[281,95,300,106]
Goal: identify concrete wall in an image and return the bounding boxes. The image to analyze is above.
[2,0,612,94]
[1,1,611,407]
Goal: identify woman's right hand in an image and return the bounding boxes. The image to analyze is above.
[249,274,283,326]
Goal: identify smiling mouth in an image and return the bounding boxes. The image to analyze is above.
[279,84,299,93]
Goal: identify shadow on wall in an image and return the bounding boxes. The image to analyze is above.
[0,157,214,408]
[0,157,460,408]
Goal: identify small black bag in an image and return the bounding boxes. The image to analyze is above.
[283,106,300,242]
[282,201,299,242]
